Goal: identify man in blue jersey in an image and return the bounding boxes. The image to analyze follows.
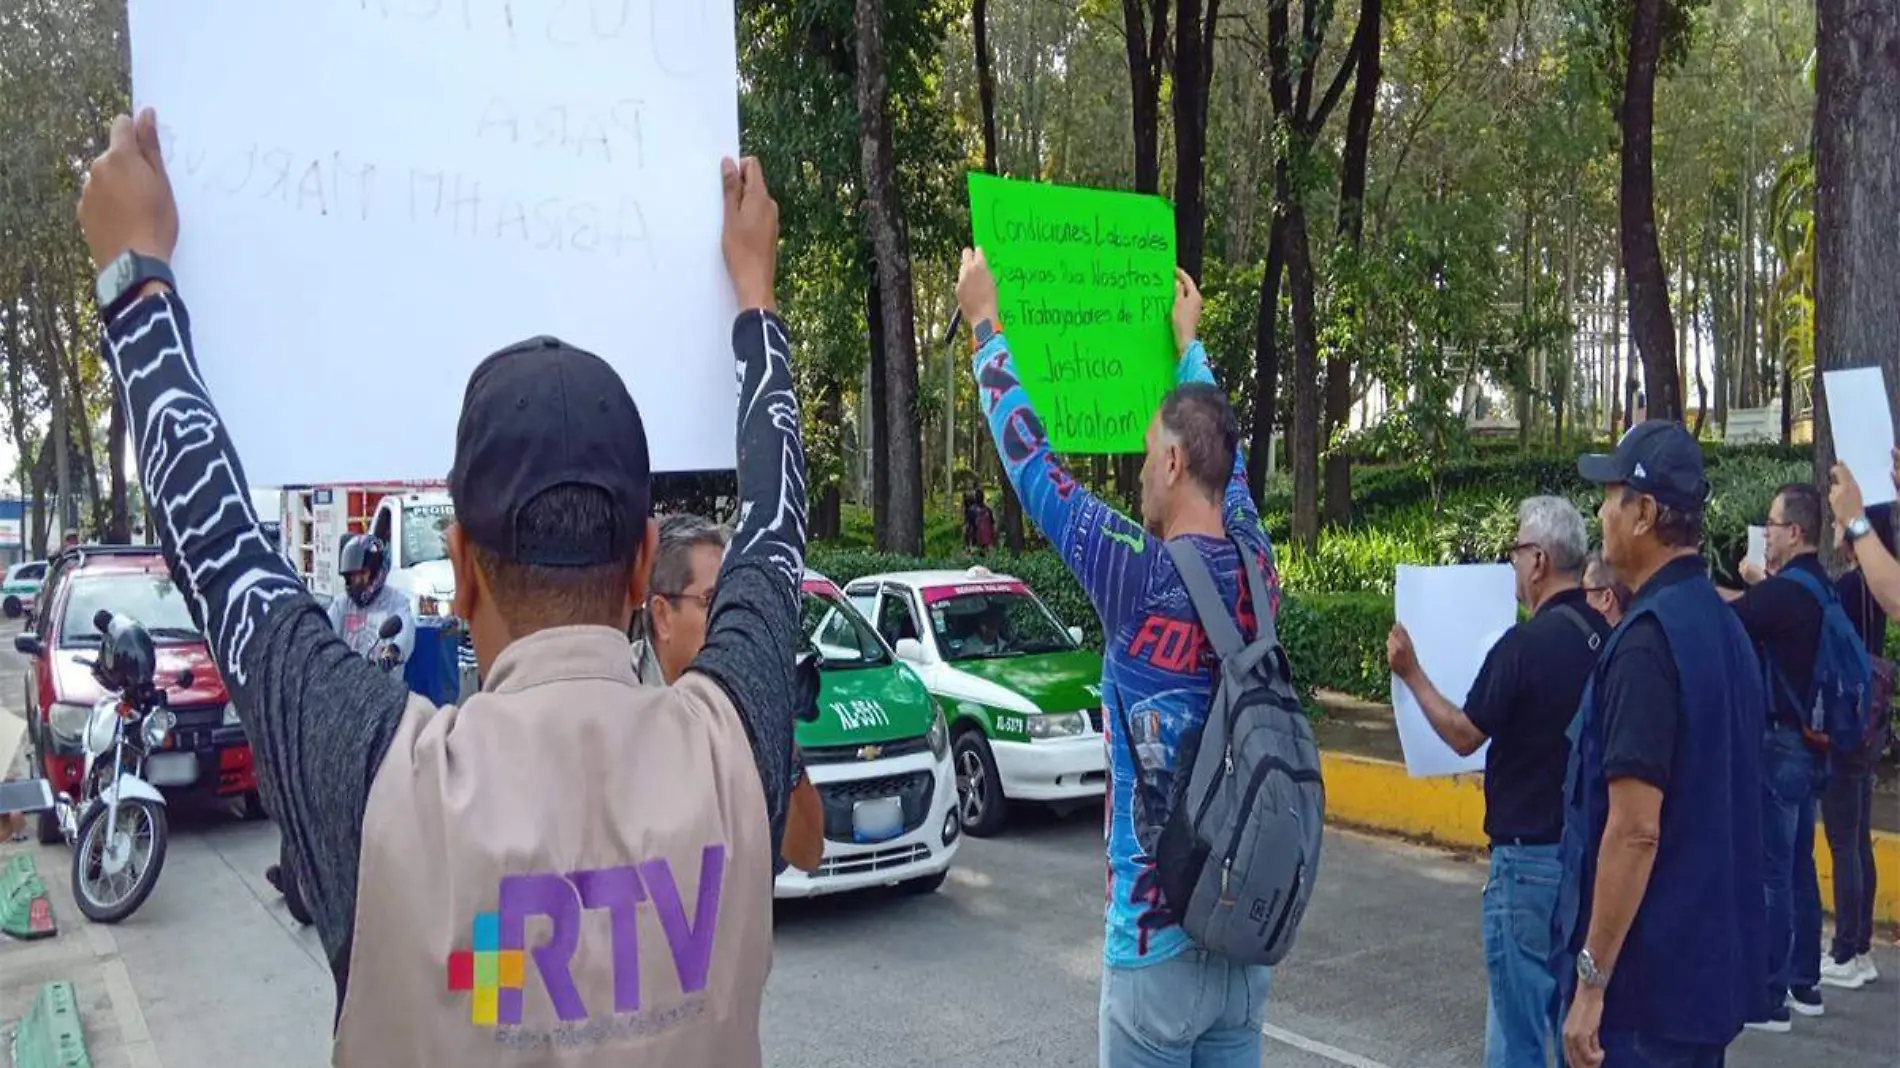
[955,249,1279,1068]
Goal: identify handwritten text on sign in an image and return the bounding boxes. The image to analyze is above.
[967,174,1177,454]
[127,0,739,484]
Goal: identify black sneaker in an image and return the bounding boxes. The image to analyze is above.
[265,864,284,894]
[1788,987,1825,1017]
[1744,1007,1793,1033]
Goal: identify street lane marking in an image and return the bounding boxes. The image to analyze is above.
[1262,1023,1393,1068]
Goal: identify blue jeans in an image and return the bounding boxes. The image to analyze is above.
[1821,765,1877,961]
[1758,726,1824,1017]
[1483,843,1564,1068]
[1100,949,1271,1068]
[1597,1030,1726,1067]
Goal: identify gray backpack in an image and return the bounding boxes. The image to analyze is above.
[1134,539,1326,967]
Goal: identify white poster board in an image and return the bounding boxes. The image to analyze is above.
[1391,564,1518,778]
[1746,525,1767,572]
[127,1,740,484]
[1822,367,1897,508]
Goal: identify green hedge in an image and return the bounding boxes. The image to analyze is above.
[808,546,1393,703]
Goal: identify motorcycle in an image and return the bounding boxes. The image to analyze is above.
[51,610,181,923]
[271,614,405,928]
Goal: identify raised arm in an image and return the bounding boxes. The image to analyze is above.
[82,110,412,977]
[1169,271,1264,543]
[955,248,1158,633]
[688,159,808,862]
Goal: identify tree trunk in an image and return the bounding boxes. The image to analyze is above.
[106,392,130,543]
[1250,215,1289,499]
[1285,214,1322,549]
[1172,0,1220,281]
[1618,0,1682,422]
[1122,1,1168,196]
[1814,0,1900,555]
[1324,0,1382,526]
[856,0,925,556]
[866,269,890,548]
[972,0,1025,552]
[814,378,844,542]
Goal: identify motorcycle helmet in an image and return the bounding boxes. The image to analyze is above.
[339,534,389,608]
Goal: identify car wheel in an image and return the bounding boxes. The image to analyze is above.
[898,868,948,896]
[3,597,19,619]
[952,730,1007,838]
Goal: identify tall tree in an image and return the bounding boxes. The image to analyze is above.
[856,0,926,554]
[1121,1,1169,196]
[970,0,1027,551]
[1813,0,1900,543]
[1618,0,1683,420]
[1172,0,1222,280]
[1323,0,1382,525]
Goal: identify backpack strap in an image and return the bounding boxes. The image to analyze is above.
[1238,543,1280,650]
[1550,603,1602,652]
[1776,565,1836,609]
[1163,539,1246,659]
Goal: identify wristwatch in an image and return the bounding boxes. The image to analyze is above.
[94,251,174,320]
[1845,515,1874,544]
[1576,949,1611,990]
[970,317,1001,352]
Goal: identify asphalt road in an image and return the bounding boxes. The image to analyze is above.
[3,619,1896,1067]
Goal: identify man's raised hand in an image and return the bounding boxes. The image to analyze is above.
[77,108,178,274]
[956,248,1000,331]
[1172,267,1203,356]
[721,157,779,313]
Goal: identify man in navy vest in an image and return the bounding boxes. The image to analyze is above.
[1559,421,1767,1067]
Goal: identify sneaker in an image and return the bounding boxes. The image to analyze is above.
[1788,987,1825,1017]
[1820,956,1868,990]
[1744,1007,1793,1033]
[1856,954,1880,984]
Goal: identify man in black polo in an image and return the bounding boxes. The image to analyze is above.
[1722,482,1831,1030]
[1387,495,1609,1068]
[1560,421,1765,1068]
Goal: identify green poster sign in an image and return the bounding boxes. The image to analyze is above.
[967,173,1177,454]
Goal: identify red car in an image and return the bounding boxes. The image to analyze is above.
[15,545,258,844]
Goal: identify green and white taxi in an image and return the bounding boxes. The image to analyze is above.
[780,572,960,898]
[3,560,45,620]
[845,567,1105,837]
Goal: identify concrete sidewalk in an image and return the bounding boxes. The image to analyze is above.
[0,842,164,1068]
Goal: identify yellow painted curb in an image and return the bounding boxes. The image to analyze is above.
[1320,751,1900,924]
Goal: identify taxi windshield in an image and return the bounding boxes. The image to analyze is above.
[801,589,890,669]
[61,572,202,647]
[402,503,453,567]
[928,589,1076,662]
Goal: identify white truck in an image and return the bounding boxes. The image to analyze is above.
[278,483,458,622]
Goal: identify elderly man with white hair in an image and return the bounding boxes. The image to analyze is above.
[1387,495,1612,1068]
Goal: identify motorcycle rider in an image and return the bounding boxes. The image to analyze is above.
[329,534,415,668]
[266,534,413,915]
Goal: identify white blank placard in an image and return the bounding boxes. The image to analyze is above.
[1746,526,1766,570]
[1822,367,1897,508]
[1391,564,1518,778]
[128,0,740,484]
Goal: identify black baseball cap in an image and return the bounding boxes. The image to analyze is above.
[448,336,650,567]
[1577,420,1709,511]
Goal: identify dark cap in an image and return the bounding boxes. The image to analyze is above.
[1577,420,1708,511]
[449,336,650,567]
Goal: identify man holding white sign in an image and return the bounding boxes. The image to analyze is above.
[79,108,807,1065]
[1387,497,1608,1068]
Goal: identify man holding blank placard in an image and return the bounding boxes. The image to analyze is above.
[78,107,807,1065]
[1387,496,1608,1068]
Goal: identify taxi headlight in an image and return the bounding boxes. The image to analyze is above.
[48,702,91,743]
[1026,711,1087,740]
[927,707,949,758]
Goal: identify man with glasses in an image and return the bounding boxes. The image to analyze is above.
[1722,482,1836,1029]
[1387,496,1608,1068]
[1584,551,1630,628]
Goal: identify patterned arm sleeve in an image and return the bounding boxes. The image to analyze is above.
[689,310,808,863]
[103,292,410,984]
[1175,340,1267,552]
[971,331,1157,634]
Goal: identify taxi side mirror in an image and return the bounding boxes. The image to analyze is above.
[894,637,928,664]
[1068,626,1084,645]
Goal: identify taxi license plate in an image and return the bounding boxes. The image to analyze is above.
[146,752,199,787]
[851,797,904,844]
